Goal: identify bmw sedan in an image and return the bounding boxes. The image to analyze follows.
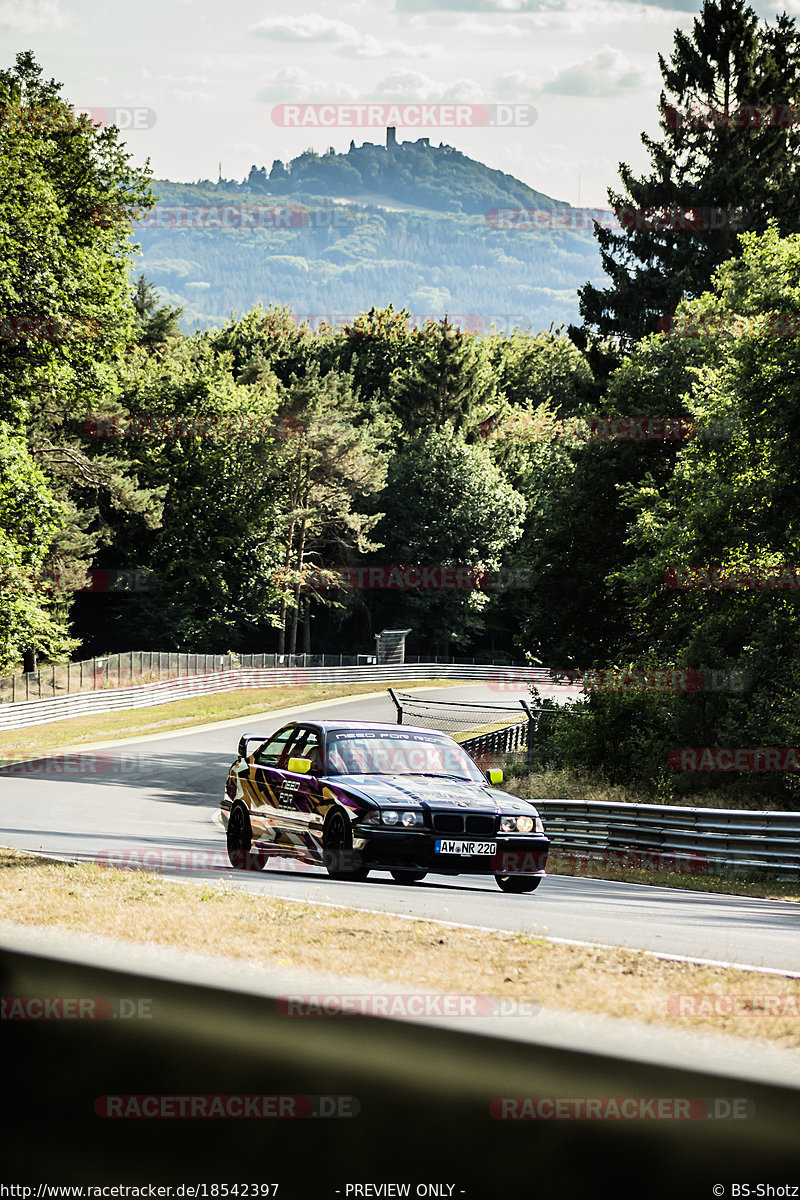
[221,720,549,892]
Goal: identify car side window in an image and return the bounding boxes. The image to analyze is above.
[253,727,296,767]
[290,729,322,773]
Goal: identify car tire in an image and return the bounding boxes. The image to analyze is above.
[323,809,369,881]
[226,803,266,871]
[495,874,542,893]
[390,870,427,884]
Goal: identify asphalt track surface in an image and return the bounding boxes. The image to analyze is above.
[1,684,798,973]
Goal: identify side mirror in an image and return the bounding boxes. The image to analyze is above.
[237,736,247,759]
[287,756,312,775]
[487,767,503,785]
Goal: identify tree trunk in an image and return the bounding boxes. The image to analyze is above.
[288,514,307,657]
[302,600,311,655]
[277,450,302,656]
[22,647,37,674]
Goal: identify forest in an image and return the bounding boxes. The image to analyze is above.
[3,0,800,803]
[135,149,602,336]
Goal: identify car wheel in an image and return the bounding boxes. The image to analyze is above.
[226,803,266,871]
[323,809,369,881]
[390,870,427,884]
[495,874,542,893]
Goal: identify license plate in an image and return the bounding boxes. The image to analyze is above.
[435,839,495,856]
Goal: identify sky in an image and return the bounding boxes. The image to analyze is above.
[0,0,792,206]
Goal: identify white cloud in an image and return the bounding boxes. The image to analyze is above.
[251,14,365,45]
[251,12,430,57]
[256,67,360,104]
[456,17,527,34]
[171,89,213,103]
[143,69,212,85]
[373,70,484,102]
[492,70,539,101]
[394,0,697,12]
[0,0,67,32]
[542,46,647,96]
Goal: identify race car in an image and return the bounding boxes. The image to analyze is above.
[221,719,549,892]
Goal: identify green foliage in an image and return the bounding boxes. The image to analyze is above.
[579,0,800,345]
[370,431,526,650]
[562,226,800,804]
[0,423,77,671]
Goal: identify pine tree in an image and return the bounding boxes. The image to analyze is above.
[576,0,800,346]
[389,318,496,435]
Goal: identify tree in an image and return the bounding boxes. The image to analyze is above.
[582,226,800,802]
[576,0,800,347]
[370,431,526,654]
[389,317,496,436]
[132,275,183,348]
[0,424,77,672]
[93,336,286,653]
[0,51,157,666]
[274,368,391,656]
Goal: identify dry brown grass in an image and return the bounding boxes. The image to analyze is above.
[2,846,798,1047]
[0,678,466,764]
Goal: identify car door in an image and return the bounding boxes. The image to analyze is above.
[248,724,303,838]
[271,725,325,853]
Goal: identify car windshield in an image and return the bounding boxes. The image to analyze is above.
[325,732,486,783]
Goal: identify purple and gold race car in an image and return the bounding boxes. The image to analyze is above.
[221,720,549,892]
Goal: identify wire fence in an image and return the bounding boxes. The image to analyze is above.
[0,652,546,705]
[387,689,571,773]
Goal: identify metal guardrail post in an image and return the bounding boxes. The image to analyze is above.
[387,687,403,724]
[520,699,536,769]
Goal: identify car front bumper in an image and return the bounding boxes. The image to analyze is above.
[353,827,550,876]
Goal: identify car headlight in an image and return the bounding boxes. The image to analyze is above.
[382,810,400,825]
[401,810,422,827]
[499,814,540,833]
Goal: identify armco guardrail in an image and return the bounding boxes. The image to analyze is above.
[0,651,554,704]
[0,663,554,731]
[535,798,800,877]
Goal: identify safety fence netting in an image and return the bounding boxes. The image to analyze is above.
[387,690,579,775]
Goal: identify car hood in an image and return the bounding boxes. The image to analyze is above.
[325,773,537,813]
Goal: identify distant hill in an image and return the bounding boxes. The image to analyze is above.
[133,133,609,335]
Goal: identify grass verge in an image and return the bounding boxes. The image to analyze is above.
[1,846,798,1047]
[545,855,800,902]
[0,678,466,763]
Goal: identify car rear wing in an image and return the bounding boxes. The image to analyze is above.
[237,733,270,759]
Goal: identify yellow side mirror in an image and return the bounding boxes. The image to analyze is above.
[487,768,503,784]
[287,756,312,775]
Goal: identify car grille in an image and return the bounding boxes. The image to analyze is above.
[432,813,496,837]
